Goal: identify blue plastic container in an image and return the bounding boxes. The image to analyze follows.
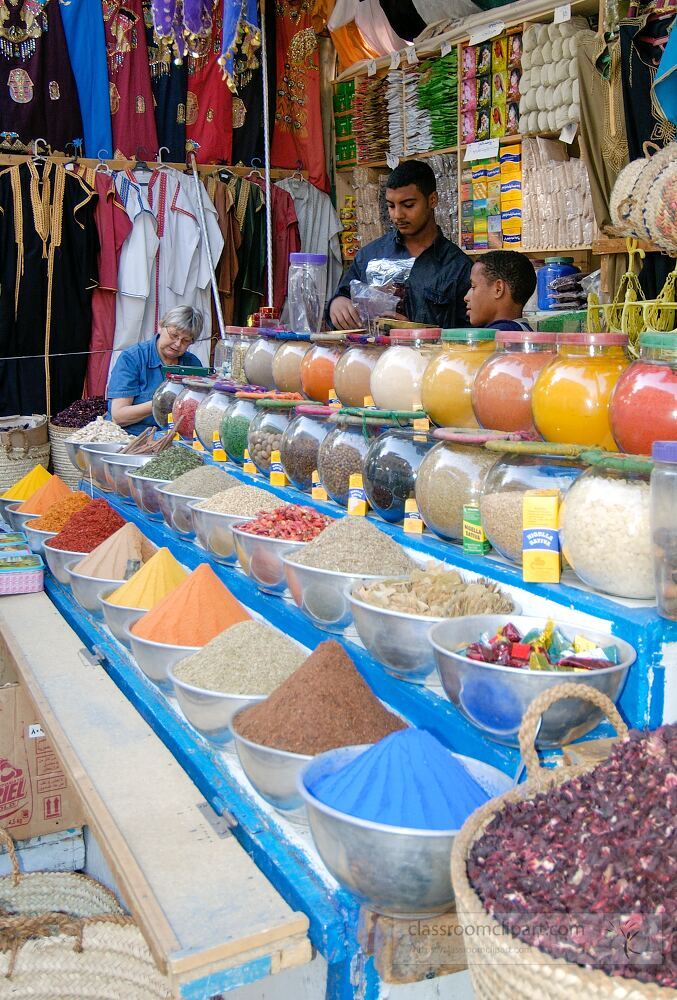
[537,257,579,310]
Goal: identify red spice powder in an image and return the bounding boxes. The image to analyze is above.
[49,499,126,552]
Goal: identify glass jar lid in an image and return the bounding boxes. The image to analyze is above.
[161,365,214,376]
[639,332,677,359]
[432,427,515,444]
[557,332,628,347]
[290,252,327,265]
[653,440,677,462]
[181,376,217,389]
[225,326,258,336]
[389,328,441,344]
[276,331,311,342]
[296,404,334,416]
[579,449,652,474]
[495,330,556,345]
[255,398,299,410]
[441,328,495,342]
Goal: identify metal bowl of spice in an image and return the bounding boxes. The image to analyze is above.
[281,556,396,634]
[126,629,201,692]
[43,541,88,585]
[298,743,512,917]
[170,678,264,750]
[190,505,253,566]
[79,443,125,491]
[4,504,40,534]
[230,707,313,824]
[232,527,306,597]
[348,569,518,684]
[102,453,154,502]
[98,591,145,647]
[126,472,171,520]
[430,615,635,748]
[24,523,57,555]
[66,562,126,620]
[155,488,201,540]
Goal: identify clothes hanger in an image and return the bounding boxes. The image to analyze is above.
[246,157,264,181]
[95,148,112,174]
[156,146,171,169]
[63,139,83,171]
[31,137,48,162]
[133,146,152,185]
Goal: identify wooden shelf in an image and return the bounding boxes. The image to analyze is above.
[337,145,458,172]
[592,236,672,256]
[465,245,593,256]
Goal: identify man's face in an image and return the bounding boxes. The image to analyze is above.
[385,183,437,238]
[464,263,497,325]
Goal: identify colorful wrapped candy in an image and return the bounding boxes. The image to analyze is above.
[464,619,620,671]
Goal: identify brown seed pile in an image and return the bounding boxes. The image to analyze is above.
[318,430,373,505]
[467,725,677,989]
[232,640,406,754]
[286,516,415,576]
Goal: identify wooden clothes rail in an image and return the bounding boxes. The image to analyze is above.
[0,152,308,180]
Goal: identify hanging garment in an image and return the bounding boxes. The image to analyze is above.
[412,0,478,24]
[74,168,133,396]
[655,24,677,125]
[220,0,260,89]
[311,0,379,71]
[0,0,83,153]
[327,0,408,57]
[186,0,233,163]
[271,0,330,192]
[0,161,98,416]
[60,0,112,157]
[251,175,301,312]
[227,174,266,324]
[378,0,424,41]
[204,173,241,328]
[232,0,276,164]
[103,0,159,159]
[276,175,342,305]
[143,1,188,162]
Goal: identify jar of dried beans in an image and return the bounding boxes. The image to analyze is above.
[472,331,557,433]
[317,410,392,507]
[421,328,495,429]
[363,426,435,523]
[610,333,677,455]
[172,377,215,440]
[280,404,333,492]
[334,339,387,407]
[370,329,441,411]
[152,374,185,428]
[247,399,297,476]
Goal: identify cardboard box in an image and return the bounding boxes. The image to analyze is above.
[0,655,82,839]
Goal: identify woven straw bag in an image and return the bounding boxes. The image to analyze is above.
[48,421,82,489]
[643,143,677,254]
[0,417,50,494]
[451,684,671,1000]
[0,829,171,999]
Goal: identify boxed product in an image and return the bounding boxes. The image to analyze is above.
[490,102,506,138]
[476,109,491,140]
[477,76,491,109]
[522,489,561,583]
[0,552,44,594]
[462,111,476,144]
[476,41,492,76]
[492,35,507,72]
[508,29,523,69]
[462,45,477,78]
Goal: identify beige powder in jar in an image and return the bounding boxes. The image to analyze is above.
[370,346,430,410]
[272,341,311,393]
[334,345,386,407]
[415,443,497,540]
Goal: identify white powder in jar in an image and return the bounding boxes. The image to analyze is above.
[560,474,655,599]
[370,346,429,411]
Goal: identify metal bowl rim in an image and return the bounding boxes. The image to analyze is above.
[187,502,254,521]
[43,540,88,557]
[98,588,147,614]
[4,503,40,519]
[231,525,309,549]
[348,587,521,626]
[124,627,202,654]
[280,552,396,581]
[25,525,57,539]
[429,617,636,678]
[299,744,469,837]
[155,486,209,501]
[78,442,126,455]
[168,668,268,702]
[230,706,313,762]
[126,471,172,485]
[65,561,127,588]
[102,453,153,467]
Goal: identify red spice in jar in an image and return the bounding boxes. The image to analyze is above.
[172,396,199,440]
[49,499,126,552]
[239,505,332,541]
[610,360,677,455]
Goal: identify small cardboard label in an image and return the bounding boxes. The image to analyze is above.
[211,430,228,462]
[311,470,328,502]
[363,395,375,407]
[385,152,400,169]
[243,448,257,475]
[559,122,578,144]
[406,45,419,65]
[465,138,500,162]
[347,473,368,516]
[441,40,453,57]
[403,498,424,534]
[28,724,44,739]
[167,412,181,442]
[269,450,288,487]
[468,20,505,45]
[192,430,205,452]
[554,3,571,23]
[367,59,377,77]
[463,504,491,554]
[328,389,341,410]
[413,416,430,432]
[389,50,401,69]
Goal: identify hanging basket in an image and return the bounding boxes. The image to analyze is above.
[0,416,50,495]
[48,421,82,489]
[0,829,171,999]
[451,684,671,1000]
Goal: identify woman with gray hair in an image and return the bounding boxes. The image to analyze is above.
[107,307,204,434]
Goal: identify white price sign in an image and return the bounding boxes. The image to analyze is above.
[405,45,419,65]
[367,59,377,77]
[386,152,400,169]
[559,122,578,144]
[441,40,453,57]
[464,138,500,162]
[28,724,44,739]
[554,3,571,22]
[389,50,401,69]
[468,20,505,46]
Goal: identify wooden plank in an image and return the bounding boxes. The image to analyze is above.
[358,908,466,984]
[0,828,84,876]
[592,236,668,256]
[0,594,310,994]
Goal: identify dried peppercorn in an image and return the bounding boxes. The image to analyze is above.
[239,505,332,542]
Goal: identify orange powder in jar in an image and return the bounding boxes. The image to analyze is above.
[300,344,343,403]
[131,563,250,646]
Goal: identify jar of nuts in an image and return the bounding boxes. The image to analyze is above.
[247,399,298,476]
[280,404,334,492]
[317,408,397,507]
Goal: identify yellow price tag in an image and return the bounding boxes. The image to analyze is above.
[243,448,257,475]
[192,429,205,452]
[211,430,228,462]
[269,450,288,487]
[347,473,368,516]
[311,470,328,501]
[403,498,424,534]
[363,395,375,407]
[328,388,341,410]
[167,412,181,442]
[413,416,430,433]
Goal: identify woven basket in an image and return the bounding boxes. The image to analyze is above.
[0,417,50,495]
[451,684,671,1000]
[48,421,82,489]
[0,829,171,999]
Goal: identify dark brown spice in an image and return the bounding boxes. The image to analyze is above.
[232,640,406,754]
[467,725,676,989]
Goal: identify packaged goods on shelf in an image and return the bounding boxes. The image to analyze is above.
[354,75,389,164]
[519,19,590,133]
[521,137,594,249]
[462,149,522,250]
[418,50,458,150]
[429,153,459,243]
[353,168,386,246]
[387,69,433,159]
[462,30,522,143]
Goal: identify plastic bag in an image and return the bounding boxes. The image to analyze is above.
[350,256,416,324]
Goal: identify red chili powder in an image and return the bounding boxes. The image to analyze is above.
[49,499,126,552]
[233,640,406,754]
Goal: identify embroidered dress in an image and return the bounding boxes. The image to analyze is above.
[186,0,233,163]
[144,0,187,162]
[103,0,158,158]
[0,161,98,415]
[0,0,82,152]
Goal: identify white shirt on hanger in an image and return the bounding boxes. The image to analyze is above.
[328,0,408,55]
[275,176,343,305]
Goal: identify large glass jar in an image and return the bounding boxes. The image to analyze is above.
[480,448,584,563]
[280,404,333,492]
[610,333,677,455]
[272,335,311,394]
[334,340,387,407]
[219,394,262,464]
[172,377,215,440]
[421,328,495,428]
[370,329,441,411]
[560,457,654,599]
[651,440,677,620]
[363,428,435,523]
[194,383,236,451]
[300,342,344,403]
[247,400,296,475]
[472,331,557,433]
[415,430,503,541]
[244,332,278,390]
[230,327,258,384]
[532,333,629,450]
[318,412,390,507]
[213,329,238,377]
[151,374,185,428]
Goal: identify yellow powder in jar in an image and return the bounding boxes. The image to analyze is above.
[106,548,188,609]
[2,465,52,501]
[73,522,157,579]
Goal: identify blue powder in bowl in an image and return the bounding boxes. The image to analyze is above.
[308,729,491,830]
